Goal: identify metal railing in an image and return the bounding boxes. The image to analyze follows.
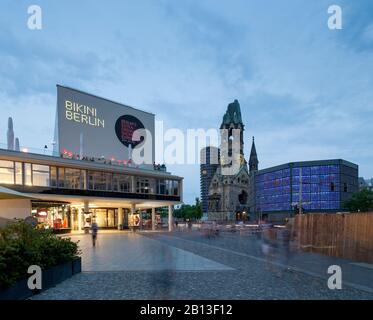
[0,142,168,174]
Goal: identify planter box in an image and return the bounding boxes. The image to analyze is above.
[52,261,73,285]
[0,278,31,300]
[72,257,82,275]
[0,257,82,300]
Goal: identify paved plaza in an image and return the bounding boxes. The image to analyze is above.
[32,231,373,300]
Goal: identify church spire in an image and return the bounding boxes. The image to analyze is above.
[249,136,258,172]
[220,99,243,128]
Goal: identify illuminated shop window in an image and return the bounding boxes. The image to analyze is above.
[25,163,32,186]
[32,164,50,186]
[15,162,23,185]
[0,160,14,184]
[50,166,57,187]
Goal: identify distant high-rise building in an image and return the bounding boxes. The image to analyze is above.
[200,146,220,216]
[15,138,20,152]
[7,117,14,151]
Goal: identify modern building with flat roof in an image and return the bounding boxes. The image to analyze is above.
[0,86,183,232]
[253,159,358,221]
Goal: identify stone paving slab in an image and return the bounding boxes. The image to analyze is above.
[31,268,372,300]
[155,231,373,293]
[31,232,373,300]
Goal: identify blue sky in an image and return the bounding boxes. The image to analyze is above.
[1,0,373,203]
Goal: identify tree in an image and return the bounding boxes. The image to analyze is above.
[174,198,202,221]
[194,197,202,219]
[343,189,373,212]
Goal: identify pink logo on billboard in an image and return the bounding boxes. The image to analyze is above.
[115,115,145,148]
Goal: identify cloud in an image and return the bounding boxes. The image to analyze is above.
[0,0,373,204]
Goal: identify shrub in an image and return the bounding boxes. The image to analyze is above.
[0,220,80,290]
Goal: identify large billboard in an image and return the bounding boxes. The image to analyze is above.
[55,85,155,164]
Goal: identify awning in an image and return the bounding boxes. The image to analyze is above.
[0,186,35,200]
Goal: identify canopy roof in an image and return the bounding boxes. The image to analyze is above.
[0,186,35,200]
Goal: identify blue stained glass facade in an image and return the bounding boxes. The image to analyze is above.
[255,168,291,212]
[254,160,358,214]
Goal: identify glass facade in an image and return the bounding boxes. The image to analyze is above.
[91,208,118,228]
[112,173,131,192]
[32,164,50,186]
[0,160,15,184]
[255,167,291,212]
[291,165,340,210]
[255,162,358,213]
[0,158,180,197]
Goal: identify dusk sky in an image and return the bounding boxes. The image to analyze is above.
[1,0,373,204]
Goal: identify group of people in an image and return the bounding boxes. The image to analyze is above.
[60,152,138,167]
[153,162,167,171]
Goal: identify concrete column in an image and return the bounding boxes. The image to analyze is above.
[118,207,123,230]
[152,207,156,231]
[139,208,143,230]
[130,203,136,228]
[83,200,89,231]
[78,209,82,231]
[71,209,76,230]
[168,205,173,232]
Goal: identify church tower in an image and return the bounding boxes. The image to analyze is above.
[220,99,246,167]
[207,99,252,221]
[249,136,259,172]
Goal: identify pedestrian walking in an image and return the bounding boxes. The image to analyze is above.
[91,221,98,247]
[261,227,278,273]
[280,219,296,269]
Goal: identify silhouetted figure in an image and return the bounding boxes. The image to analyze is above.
[262,227,278,272]
[91,222,98,247]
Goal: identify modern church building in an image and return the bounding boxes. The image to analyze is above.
[0,85,183,232]
[254,159,359,221]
